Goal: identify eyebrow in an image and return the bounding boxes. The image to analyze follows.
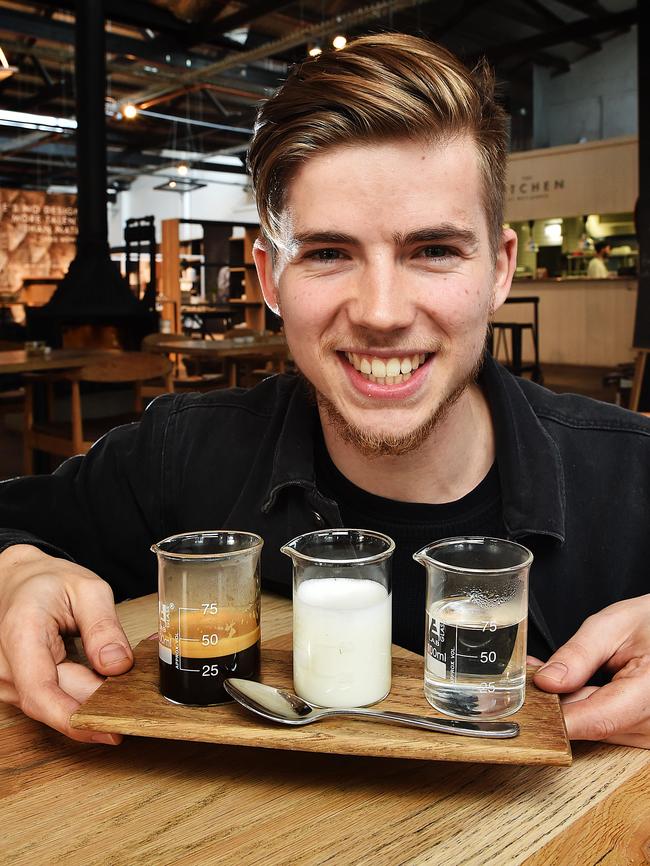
[289,224,480,251]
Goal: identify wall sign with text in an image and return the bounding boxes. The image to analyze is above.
[0,188,77,295]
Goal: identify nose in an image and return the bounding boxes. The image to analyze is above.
[345,257,416,334]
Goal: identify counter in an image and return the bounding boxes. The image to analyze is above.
[494,278,638,367]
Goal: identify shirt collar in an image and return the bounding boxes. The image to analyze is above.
[262,378,319,512]
[481,353,566,542]
[263,357,566,543]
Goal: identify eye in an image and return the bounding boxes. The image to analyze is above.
[419,245,456,260]
[305,248,345,261]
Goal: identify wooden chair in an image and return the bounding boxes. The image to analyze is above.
[23,352,173,474]
[141,332,227,393]
[222,328,287,387]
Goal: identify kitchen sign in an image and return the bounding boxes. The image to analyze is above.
[505,135,637,222]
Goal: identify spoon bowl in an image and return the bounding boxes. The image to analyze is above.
[223,679,519,739]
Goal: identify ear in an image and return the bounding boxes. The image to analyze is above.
[253,238,281,316]
[491,227,518,314]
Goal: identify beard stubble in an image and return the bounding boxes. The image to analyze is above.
[307,349,486,459]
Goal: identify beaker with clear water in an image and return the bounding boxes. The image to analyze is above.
[414,536,532,720]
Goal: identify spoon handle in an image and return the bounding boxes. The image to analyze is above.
[324,708,519,739]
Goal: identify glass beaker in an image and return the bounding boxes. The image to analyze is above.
[152,530,263,706]
[281,528,394,708]
[414,536,532,720]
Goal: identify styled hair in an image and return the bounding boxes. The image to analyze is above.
[595,240,609,253]
[247,32,510,259]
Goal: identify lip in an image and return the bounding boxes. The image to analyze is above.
[338,351,433,399]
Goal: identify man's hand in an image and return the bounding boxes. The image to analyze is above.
[0,544,134,744]
[532,595,650,748]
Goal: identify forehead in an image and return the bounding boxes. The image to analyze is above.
[282,136,487,238]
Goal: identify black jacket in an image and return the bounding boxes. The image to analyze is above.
[1,353,648,660]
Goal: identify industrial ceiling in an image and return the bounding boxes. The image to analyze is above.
[0,0,638,191]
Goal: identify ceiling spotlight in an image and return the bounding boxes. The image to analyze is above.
[308,45,322,57]
[332,35,347,50]
[177,162,189,176]
[123,103,138,119]
[169,180,177,188]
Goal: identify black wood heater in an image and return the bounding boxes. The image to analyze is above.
[27,0,156,349]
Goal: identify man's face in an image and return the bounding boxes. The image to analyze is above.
[254,137,516,455]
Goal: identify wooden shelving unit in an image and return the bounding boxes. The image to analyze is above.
[160,219,264,334]
[228,229,264,331]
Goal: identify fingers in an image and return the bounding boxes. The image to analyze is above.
[70,580,134,676]
[533,611,629,694]
[560,675,649,745]
[9,627,120,745]
[560,685,598,705]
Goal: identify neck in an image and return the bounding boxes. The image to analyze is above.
[319,383,496,504]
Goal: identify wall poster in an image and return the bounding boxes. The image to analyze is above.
[0,188,77,296]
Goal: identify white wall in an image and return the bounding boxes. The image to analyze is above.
[108,169,258,247]
[533,27,637,148]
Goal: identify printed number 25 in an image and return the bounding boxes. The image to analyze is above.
[201,664,219,677]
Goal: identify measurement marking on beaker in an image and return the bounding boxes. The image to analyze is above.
[456,653,478,659]
[177,606,204,672]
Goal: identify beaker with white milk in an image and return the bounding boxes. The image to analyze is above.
[281,529,395,708]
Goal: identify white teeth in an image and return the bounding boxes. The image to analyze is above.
[385,358,401,377]
[345,351,430,384]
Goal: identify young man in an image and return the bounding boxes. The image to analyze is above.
[0,34,648,748]
[587,240,612,278]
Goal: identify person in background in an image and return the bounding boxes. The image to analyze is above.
[587,240,612,278]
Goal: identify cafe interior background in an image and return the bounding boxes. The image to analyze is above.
[0,0,642,479]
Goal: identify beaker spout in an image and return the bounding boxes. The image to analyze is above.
[280,544,296,560]
[412,546,430,567]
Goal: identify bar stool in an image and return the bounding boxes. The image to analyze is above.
[489,296,542,383]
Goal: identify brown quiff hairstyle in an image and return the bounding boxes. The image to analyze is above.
[247,32,509,260]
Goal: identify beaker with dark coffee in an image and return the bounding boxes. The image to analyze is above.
[152,530,263,706]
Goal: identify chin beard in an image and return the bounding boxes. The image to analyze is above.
[309,352,486,458]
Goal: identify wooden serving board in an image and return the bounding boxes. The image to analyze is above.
[71,635,571,766]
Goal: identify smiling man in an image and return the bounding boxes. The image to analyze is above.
[256,139,508,469]
[0,34,649,749]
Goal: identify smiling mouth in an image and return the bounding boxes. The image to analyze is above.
[342,351,431,385]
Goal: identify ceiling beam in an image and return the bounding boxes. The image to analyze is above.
[118,0,431,109]
[472,7,636,63]
[211,1,295,36]
[524,0,601,51]
[0,7,247,72]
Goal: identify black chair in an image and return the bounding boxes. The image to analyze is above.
[489,296,542,383]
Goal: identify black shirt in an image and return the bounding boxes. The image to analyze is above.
[315,433,508,654]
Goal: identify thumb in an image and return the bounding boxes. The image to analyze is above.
[533,613,621,694]
[71,579,134,676]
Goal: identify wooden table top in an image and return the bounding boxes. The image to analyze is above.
[2,592,649,865]
[152,334,287,358]
[0,348,114,374]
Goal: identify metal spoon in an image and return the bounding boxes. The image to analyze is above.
[223,679,519,739]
